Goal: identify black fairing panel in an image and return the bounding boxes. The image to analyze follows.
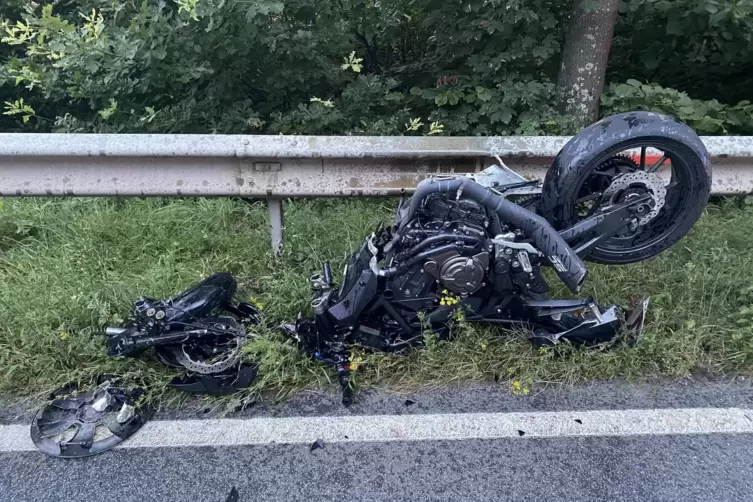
[338,238,372,298]
[329,269,378,323]
[162,273,237,325]
[329,241,378,324]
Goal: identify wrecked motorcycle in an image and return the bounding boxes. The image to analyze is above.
[31,276,262,459]
[33,111,710,459]
[280,111,712,404]
[104,111,712,407]
[105,273,262,394]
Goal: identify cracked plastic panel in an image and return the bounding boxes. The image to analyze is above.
[30,382,148,458]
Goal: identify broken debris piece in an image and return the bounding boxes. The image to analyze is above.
[48,383,77,400]
[225,486,239,502]
[310,438,325,452]
[104,273,262,396]
[30,381,149,458]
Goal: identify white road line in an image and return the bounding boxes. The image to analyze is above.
[2,407,753,453]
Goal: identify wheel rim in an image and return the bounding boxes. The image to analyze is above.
[569,141,697,257]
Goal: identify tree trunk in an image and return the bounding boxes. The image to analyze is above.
[557,0,621,126]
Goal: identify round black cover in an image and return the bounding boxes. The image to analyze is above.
[30,382,148,458]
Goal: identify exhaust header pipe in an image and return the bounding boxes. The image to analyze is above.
[396,178,588,293]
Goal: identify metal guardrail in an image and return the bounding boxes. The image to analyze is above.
[2,134,753,251]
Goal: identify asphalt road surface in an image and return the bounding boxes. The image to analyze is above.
[3,379,753,502]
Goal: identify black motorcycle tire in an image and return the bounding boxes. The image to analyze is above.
[540,112,712,265]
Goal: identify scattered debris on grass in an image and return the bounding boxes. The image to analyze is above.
[1,197,752,411]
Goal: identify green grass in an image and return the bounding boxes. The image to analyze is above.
[1,196,753,409]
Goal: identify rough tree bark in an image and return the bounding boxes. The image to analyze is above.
[557,0,621,127]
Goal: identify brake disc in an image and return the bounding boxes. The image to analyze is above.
[602,171,667,226]
[172,335,245,374]
[155,317,246,375]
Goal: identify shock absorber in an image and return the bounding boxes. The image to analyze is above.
[310,263,337,339]
[323,261,333,286]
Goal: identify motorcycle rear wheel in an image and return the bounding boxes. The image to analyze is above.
[540,113,712,265]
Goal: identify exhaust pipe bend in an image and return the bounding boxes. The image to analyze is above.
[395,178,587,293]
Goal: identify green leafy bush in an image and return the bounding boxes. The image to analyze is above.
[610,0,753,103]
[602,80,753,135]
[0,0,750,136]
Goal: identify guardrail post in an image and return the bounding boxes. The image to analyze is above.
[267,198,284,255]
